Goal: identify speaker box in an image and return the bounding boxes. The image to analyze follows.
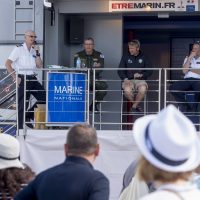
[69,18,84,44]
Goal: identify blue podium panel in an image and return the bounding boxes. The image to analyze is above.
[47,72,86,124]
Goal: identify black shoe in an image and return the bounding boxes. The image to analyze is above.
[131,106,143,113]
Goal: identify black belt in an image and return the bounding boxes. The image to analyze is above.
[18,74,36,79]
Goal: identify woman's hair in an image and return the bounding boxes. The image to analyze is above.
[138,156,192,183]
[0,165,35,200]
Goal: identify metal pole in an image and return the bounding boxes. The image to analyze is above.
[158,68,162,111]
[164,68,167,108]
[23,75,27,135]
[120,90,123,130]
[92,69,95,127]
[16,71,19,135]
[99,102,102,130]
[87,69,90,124]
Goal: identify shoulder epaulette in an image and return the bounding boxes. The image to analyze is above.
[74,54,79,57]
[94,50,103,57]
[16,44,23,47]
[100,54,104,59]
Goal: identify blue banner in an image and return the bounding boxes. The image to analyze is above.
[47,72,86,124]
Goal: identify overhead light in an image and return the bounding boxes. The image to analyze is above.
[44,0,52,8]
[158,13,169,18]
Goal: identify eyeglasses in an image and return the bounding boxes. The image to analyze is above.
[84,43,94,46]
[26,35,37,38]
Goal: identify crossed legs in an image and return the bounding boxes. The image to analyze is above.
[170,78,200,112]
[122,80,147,110]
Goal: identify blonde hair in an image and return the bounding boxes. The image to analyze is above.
[137,156,192,183]
[128,39,140,48]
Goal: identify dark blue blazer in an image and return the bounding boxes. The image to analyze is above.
[14,156,109,200]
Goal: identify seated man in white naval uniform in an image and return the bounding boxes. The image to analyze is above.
[170,41,200,113]
[5,30,46,129]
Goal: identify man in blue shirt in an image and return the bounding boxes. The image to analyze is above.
[14,124,110,200]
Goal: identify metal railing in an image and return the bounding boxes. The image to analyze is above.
[20,68,90,133]
[2,67,200,133]
[0,70,17,135]
[164,68,200,130]
[92,68,162,130]
[15,67,162,131]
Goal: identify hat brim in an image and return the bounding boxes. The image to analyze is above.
[0,158,24,170]
[133,114,200,172]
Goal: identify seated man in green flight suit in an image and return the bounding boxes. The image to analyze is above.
[74,37,108,112]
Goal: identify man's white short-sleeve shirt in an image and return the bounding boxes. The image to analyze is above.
[8,43,37,75]
[183,56,200,79]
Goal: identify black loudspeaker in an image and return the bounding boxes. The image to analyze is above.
[69,18,84,44]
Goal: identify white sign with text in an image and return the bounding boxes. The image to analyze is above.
[109,0,198,12]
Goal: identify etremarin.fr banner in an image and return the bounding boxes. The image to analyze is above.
[109,0,198,12]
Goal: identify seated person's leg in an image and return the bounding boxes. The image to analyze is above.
[122,80,134,102]
[170,82,186,102]
[191,80,200,112]
[170,80,190,112]
[95,80,108,102]
[132,81,147,112]
[89,81,108,112]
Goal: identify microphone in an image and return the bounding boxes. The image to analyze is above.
[33,41,40,57]
[36,49,39,55]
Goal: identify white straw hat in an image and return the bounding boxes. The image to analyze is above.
[133,105,200,172]
[0,134,24,169]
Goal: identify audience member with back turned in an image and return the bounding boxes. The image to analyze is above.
[0,134,35,200]
[74,37,108,112]
[170,41,200,113]
[118,39,152,113]
[133,105,200,200]
[14,124,110,200]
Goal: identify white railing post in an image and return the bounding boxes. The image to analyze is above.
[158,68,162,111]
[164,68,167,108]
[23,74,27,134]
[87,69,90,124]
[16,70,19,135]
[92,69,96,127]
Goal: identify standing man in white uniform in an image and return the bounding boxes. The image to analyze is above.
[170,41,200,113]
[5,30,46,129]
